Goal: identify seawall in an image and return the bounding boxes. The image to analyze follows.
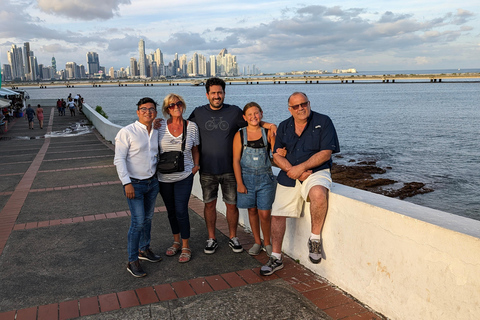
[84,102,480,320]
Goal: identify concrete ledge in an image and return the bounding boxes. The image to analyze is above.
[88,111,480,319]
[82,103,122,144]
[193,175,480,320]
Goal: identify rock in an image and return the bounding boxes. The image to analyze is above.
[331,163,433,199]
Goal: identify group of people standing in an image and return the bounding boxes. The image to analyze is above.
[114,77,340,278]
[56,93,83,117]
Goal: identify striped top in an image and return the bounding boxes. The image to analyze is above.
[157,120,200,183]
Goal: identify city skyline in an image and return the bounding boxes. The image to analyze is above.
[0,0,479,73]
[3,39,245,81]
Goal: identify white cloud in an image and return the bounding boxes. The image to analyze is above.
[37,0,131,20]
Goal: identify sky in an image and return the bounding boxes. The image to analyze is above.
[0,0,479,73]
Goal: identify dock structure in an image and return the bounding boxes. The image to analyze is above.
[0,105,384,319]
[5,72,480,89]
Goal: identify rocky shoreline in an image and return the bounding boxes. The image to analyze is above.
[331,157,433,199]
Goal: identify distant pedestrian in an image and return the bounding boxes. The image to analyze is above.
[56,99,62,116]
[61,99,66,116]
[78,95,84,113]
[67,98,76,116]
[36,104,44,129]
[25,104,35,129]
[114,97,161,278]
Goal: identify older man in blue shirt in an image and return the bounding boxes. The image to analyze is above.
[261,92,340,276]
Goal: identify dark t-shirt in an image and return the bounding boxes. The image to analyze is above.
[188,103,246,175]
[274,111,340,187]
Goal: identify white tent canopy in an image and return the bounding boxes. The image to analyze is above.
[0,98,11,108]
[0,88,21,99]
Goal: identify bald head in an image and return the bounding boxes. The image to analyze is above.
[288,92,308,105]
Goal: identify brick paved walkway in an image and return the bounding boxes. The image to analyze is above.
[0,105,385,320]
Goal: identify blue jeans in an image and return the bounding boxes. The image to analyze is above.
[159,174,194,239]
[126,176,159,262]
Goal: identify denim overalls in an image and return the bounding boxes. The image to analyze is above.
[236,127,276,210]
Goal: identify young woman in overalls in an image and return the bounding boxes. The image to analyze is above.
[233,102,276,256]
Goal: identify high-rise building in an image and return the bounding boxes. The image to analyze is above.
[192,52,199,76]
[7,44,24,80]
[78,65,86,78]
[29,54,37,81]
[2,64,13,81]
[23,42,31,80]
[154,49,163,66]
[86,52,100,76]
[42,66,52,80]
[138,39,147,78]
[210,55,217,77]
[52,56,57,73]
[129,57,138,77]
[38,64,44,79]
[65,62,77,79]
[179,54,187,76]
[216,48,238,76]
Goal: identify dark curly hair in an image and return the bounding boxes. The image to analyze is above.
[205,77,226,94]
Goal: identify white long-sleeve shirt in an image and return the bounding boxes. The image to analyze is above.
[114,121,159,185]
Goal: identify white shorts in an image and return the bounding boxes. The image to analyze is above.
[271,169,332,218]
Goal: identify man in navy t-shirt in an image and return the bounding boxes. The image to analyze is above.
[188,77,276,255]
[260,92,340,276]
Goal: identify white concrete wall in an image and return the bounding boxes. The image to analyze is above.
[192,175,480,320]
[90,116,480,320]
[82,103,122,144]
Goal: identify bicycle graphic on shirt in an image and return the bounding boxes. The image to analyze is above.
[205,117,229,131]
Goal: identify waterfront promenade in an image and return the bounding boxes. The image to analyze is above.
[0,106,384,319]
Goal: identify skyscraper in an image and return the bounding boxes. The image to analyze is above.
[86,52,100,76]
[7,44,24,80]
[192,52,199,76]
[65,62,77,79]
[23,42,31,80]
[52,56,57,73]
[130,57,138,77]
[210,55,217,77]
[138,39,147,78]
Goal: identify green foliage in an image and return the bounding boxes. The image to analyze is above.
[95,105,108,119]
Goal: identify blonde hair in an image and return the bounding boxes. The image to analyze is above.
[161,93,186,118]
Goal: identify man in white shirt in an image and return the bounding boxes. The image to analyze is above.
[114,97,161,278]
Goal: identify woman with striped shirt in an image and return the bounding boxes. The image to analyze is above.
[157,94,200,263]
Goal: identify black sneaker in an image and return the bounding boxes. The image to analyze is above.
[308,239,322,264]
[204,238,218,254]
[127,260,146,278]
[260,255,284,276]
[228,237,243,253]
[139,248,162,262]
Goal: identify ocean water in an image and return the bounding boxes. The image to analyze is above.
[26,80,480,220]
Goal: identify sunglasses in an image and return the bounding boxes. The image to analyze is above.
[289,101,309,110]
[168,101,184,109]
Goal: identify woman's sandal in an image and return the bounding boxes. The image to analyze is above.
[179,248,191,263]
[166,242,181,256]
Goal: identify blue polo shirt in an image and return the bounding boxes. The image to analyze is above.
[274,111,340,187]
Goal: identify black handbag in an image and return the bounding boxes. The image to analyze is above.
[157,120,187,174]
